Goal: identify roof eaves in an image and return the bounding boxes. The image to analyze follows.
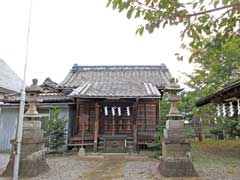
[196,79,240,107]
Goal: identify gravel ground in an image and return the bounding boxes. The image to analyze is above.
[113,161,159,180]
[28,157,98,180]
[195,164,240,180]
[116,160,240,180]
[1,153,240,180]
[0,156,98,180]
[0,154,9,175]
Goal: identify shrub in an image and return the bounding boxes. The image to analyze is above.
[209,128,223,135]
[45,107,67,152]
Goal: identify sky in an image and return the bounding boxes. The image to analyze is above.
[0,0,194,86]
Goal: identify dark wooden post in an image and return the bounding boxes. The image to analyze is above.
[133,99,138,152]
[75,98,80,135]
[94,103,100,152]
[157,99,161,127]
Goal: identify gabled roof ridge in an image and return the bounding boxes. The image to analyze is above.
[41,77,58,88]
[71,64,169,72]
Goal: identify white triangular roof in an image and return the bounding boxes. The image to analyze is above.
[0,59,22,93]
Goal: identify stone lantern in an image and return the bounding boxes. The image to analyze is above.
[165,78,184,120]
[2,79,49,177]
[158,78,197,177]
[25,78,43,116]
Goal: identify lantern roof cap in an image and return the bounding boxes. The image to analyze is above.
[26,79,44,93]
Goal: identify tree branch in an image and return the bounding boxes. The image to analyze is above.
[187,3,240,17]
[134,1,240,18]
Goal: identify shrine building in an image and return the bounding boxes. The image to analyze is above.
[1,64,173,153]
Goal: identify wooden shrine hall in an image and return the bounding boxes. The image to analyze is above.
[60,65,172,152]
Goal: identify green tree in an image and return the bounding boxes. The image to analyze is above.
[185,36,240,137]
[107,0,240,61]
[45,107,67,152]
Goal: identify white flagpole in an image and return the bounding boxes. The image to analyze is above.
[13,0,33,179]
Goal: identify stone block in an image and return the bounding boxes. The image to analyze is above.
[25,149,46,161]
[162,143,190,158]
[163,128,186,140]
[2,159,49,177]
[22,129,44,144]
[166,120,184,129]
[23,121,41,129]
[78,147,86,156]
[21,143,45,158]
[158,157,198,177]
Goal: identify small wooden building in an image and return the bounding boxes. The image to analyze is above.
[196,79,240,107]
[60,65,172,152]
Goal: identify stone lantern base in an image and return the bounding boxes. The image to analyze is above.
[2,159,49,177]
[1,120,49,177]
[158,157,198,177]
[159,120,198,177]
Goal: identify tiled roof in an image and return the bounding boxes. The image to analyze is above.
[0,59,22,93]
[3,92,73,103]
[41,77,58,89]
[61,64,172,98]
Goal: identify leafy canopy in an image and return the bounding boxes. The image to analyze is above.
[107,0,240,61]
[183,35,240,135]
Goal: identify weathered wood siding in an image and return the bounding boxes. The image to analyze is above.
[70,98,160,146]
[136,100,159,144]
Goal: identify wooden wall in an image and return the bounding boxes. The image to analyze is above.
[70,98,160,146]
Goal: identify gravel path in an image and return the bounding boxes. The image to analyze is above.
[28,156,98,180]
[114,161,159,180]
[1,154,240,180]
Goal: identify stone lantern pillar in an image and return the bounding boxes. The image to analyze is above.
[2,79,49,177]
[158,78,197,177]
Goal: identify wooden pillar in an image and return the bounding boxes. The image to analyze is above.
[93,103,100,152]
[157,99,161,127]
[75,98,80,135]
[133,99,139,152]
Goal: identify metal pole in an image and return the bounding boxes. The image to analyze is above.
[13,0,33,179]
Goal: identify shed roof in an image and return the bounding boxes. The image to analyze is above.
[61,64,172,98]
[0,59,22,93]
[196,79,240,107]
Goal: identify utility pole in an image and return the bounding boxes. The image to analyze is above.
[13,0,33,179]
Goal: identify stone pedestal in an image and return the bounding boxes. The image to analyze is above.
[78,147,86,156]
[2,118,49,177]
[158,78,197,177]
[159,157,197,177]
[159,120,197,177]
[1,79,49,177]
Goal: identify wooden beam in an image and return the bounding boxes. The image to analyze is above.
[93,103,100,152]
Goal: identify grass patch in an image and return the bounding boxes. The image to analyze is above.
[191,139,240,166]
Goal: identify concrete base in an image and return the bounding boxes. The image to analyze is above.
[1,159,49,177]
[158,157,198,177]
[78,147,86,156]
